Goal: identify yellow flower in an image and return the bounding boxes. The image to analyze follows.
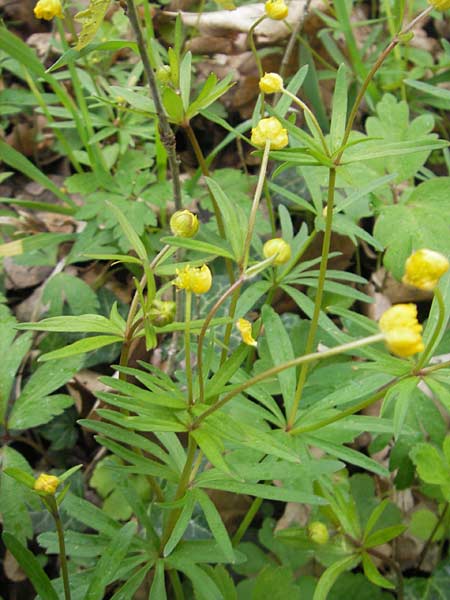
[236,318,258,347]
[263,238,291,265]
[170,210,199,238]
[308,522,329,545]
[34,0,63,20]
[259,73,284,94]
[34,473,60,495]
[173,264,212,294]
[251,117,288,150]
[402,249,449,291]
[265,0,289,19]
[428,0,450,10]
[379,304,424,358]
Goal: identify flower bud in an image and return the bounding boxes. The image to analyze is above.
[34,0,63,20]
[265,0,289,20]
[148,300,176,326]
[156,65,172,84]
[308,521,329,545]
[379,303,424,357]
[173,264,212,294]
[170,210,199,238]
[251,117,288,150]
[263,238,291,265]
[34,473,60,495]
[236,318,258,347]
[428,0,450,11]
[259,73,284,94]
[402,249,449,291]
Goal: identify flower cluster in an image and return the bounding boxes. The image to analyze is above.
[251,117,288,150]
[265,0,289,19]
[379,304,424,358]
[34,473,60,495]
[402,249,449,291]
[236,318,258,347]
[263,238,291,265]
[173,265,212,294]
[170,209,199,238]
[34,0,63,20]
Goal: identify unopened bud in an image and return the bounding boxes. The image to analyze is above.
[148,299,176,326]
[170,210,199,238]
[308,521,329,545]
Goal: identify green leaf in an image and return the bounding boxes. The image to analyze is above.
[165,556,223,600]
[8,357,81,430]
[163,491,196,557]
[106,201,148,261]
[362,552,395,589]
[160,236,234,259]
[38,335,122,362]
[17,314,123,335]
[410,443,450,487]
[404,78,450,102]
[205,177,245,261]
[313,555,360,600]
[110,565,152,600]
[0,140,72,205]
[192,428,231,475]
[149,560,167,600]
[75,0,112,50]
[274,65,309,117]
[2,533,59,600]
[404,557,450,599]
[330,64,348,152]
[162,87,185,124]
[63,493,121,536]
[85,522,137,600]
[43,273,99,316]
[179,52,192,111]
[3,468,35,489]
[364,524,407,548]
[374,178,450,279]
[99,376,186,409]
[195,489,235,563]
[252,566,302,600]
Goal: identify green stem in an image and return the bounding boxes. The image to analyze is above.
[415,287,446,371]
[336,5,433,163]
[169,569,185,600]
[241,140,271,271]
[248,16,266,78]
[185,291,194,406]
[193,333,384,428]
[282,89,330,156]
[287,167,336,429]
[418,502,449,569]
[197,276,246,404]
[160,436,197,550]
[232,497,263,546]
[48,498,71,600]
[289,375,402,436]
[126,0,182,210]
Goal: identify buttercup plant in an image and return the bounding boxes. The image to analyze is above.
[1,0,450,598]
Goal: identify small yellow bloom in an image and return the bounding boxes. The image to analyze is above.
[259,73,284,94]
[428,0,450,10]
[236,318,258,347]
[173,264,212,294]
[34,0,63,20]
[263,238,291,265]
[265,0,289,19]
[379,304,424,358]
[308,522,329,545]
[170,210,199,238]
[402,249,449,291]
[34,473,60,495]
[251,117,288,150]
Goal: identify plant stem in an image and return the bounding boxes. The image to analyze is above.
[287,167,336,429]
[282,89,330,156]
[169,569,185,600]
[241,140,271,271]
[184,291,194,406]
[193,333,385,428]
[288,375,402,436]
[126,0,182,210]
[48,498,71,600]
[232,497,263,546]
[248,16,266,78]
[197,276,246,404]
[336,5,433,163]
[415,287,446,371]
[418,502,449,569]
